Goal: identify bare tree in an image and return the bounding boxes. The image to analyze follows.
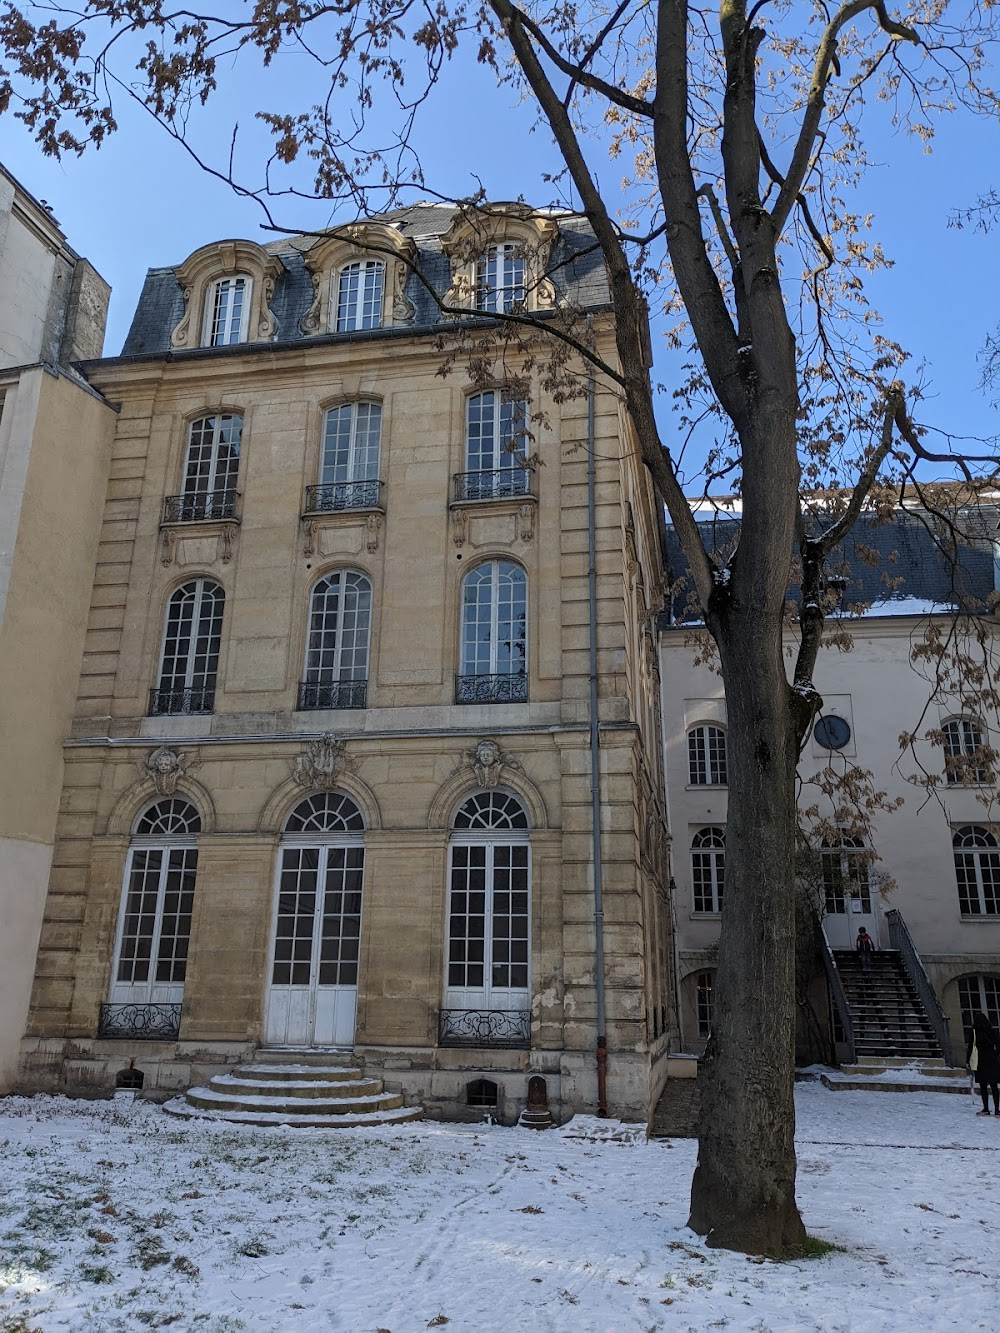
[3,0,999,1256]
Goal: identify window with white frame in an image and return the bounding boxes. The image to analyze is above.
[475,244,525,313]
[954,825,1000,916]
[943,716,990,784]
[299,570,372,710]
[203,276,252,346]
[695,969,715,1039]
[317,402,382,505]
[110,798,200,1007]
[688,723,727,786]
[151,580,225,715]
[691,826,725,913]
[335,260,385,332]
[174,415,242,521]
[446,790,530,1015]
[458,561,527,703]
[958,974,1000,1037]
[462,391,530,500]
[820,835,872,914]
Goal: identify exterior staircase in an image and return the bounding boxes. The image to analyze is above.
[820,1056,969,1094]
[163,1050,423,1127]
[832,949,941,1060]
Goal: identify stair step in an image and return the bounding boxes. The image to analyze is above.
[253,1048,355,1066]
[213,1075,384,1099]
[233,1064,366,1082]
[186,1087,406,1115]
[163,1098,424,1128]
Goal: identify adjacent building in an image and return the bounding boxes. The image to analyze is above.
[15,205,675,1122]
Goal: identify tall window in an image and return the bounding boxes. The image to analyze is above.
[475,244,525,313]
[172,415,242,521]
[943,717,989,784]
[958,974,1000,1037]
[460,391,530,500]
[204,276,251,346]
[691,826,725,913]
[336,260,384,332]
[310,402,383,512]
[151,580,225,715]
[688,724,727,786]
[821,835,872,914]
[457,561,527,704]
[299,570,371,710]
[695,970,715,1039]
[954,825,1000,916]
[109,799,200,1018]
[444,791,530,1039]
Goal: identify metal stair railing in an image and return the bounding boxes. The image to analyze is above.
[884,908,953,1064]
[817,922,855,1064]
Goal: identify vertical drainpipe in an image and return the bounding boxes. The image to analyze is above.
[588,373,609,1116]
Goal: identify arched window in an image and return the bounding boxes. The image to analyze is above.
[688,724,727,786]
[336,260,385,332]
[457,561,527,704]
[150,579,224,715]
[691,826,725,913]
[821,835,871,915]
[170,414,242,522]
[264,792,366,1046]
[953,826,1000,916]
[312,402,382,512]
[475,244,525,313]
[943,717,989,785]
[203,275,252,346]
[459,391,530,500]
[106,798,201,1031]
[958,974,1000,1037]
[695,970,715,1039]
[443,790,531,1045]
[298,570,371,711]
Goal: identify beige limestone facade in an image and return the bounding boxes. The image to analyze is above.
[17,214,674,1122]
[0,163,113,1092]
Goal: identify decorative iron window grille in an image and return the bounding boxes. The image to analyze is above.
[304,480,383,513]
[98,1003,182,1041]
[453,469,531,502]
[148,686,215,716]
[455,672,528,705]
[162,490,239,524]
[297,679,368,711]
[439,1008,531,1049]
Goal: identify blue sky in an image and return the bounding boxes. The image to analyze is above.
[2,39,997,452]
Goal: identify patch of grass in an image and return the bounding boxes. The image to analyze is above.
[236,1237,269,1258]
[172,1254,200,1278]
[802,1236,847,1260]
[80,1262,115,1283]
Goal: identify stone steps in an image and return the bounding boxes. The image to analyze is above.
[821,1056,968,1094]
[163,1056,424,1128]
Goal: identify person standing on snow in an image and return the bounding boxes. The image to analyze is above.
[967,1012,1000,1117]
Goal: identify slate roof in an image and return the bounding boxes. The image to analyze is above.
[661,506,999,625]
[118,205,608,358]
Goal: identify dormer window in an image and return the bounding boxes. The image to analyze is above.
[204,276,252,346]
[336,260,385,332]
[475,245,525,314]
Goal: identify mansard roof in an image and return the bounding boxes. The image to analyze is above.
[117,204,609,358]
[661,503,999,625]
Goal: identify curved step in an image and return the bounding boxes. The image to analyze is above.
[163,1097,424,1128]
[211,1074,384,1099]
[234,1064,365,1082]
[186,1087,405,1115]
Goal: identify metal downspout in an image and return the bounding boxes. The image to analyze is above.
[587,375,609,1116]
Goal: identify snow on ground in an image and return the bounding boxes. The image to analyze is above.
[1,1081,998,1332]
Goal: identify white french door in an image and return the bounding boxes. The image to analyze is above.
[110,845,197,1006]
[264,841,364,1046]
[445,840,530,1013]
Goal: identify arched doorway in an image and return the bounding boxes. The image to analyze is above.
[264,792,366,1047]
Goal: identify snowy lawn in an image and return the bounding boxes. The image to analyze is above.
[0,1080,997,1332]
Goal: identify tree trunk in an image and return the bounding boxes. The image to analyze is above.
[687,607,807,1256]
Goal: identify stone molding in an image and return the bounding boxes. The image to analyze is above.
[439,204,559,312]
[104,765,216,837]
[428,746,548,830]
[169,240,284,349]
[257,765,384,834]
[300,225,417,334]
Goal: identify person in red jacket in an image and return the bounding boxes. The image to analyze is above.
[855,926,875,975]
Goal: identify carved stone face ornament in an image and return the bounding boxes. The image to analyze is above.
[143,746,187,796]
[292,733,356,790]
[470,737,519,789]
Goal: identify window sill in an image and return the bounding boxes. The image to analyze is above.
[685,784,727,792]
[689,912,722,921]
[959,914,1000,921]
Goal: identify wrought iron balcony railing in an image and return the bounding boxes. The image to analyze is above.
[304,480,383,513]
[455,672,528,704]
[439,1008,531,1049]
[148,686,215,716]
[98,1002,182,1041]
[297,679,368,711]
[453,469,531,502]
[162,489,239,524]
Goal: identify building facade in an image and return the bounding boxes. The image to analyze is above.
[661,505,1000,1062]
[0,163,113,1092]
[16,205,675,1122]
